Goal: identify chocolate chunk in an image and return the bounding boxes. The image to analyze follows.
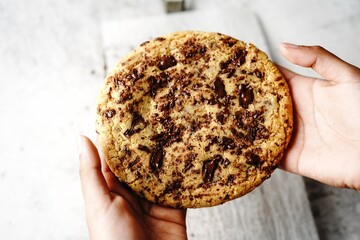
[245,152,261,166]
[239,84,254,108]
[216,112,225,124]
[180,39,207,61]
[227,69,236,78]
[200,46,207,54]
[231,49,247,67]
[150,147,164,172]
[227,174,235,184]
[253,69,263,79]
[149,76,159,98]
[209,136,218,144]
[163,179,182,194]
[230,127,245,139]
[124,111,145,137]
[126,69,144,82]
[220,158,231,167]
[140,40,149,46]
[255,124,270,140]
[219,137,235,150]
[114,78,121,86]
[204,145,210,152]
[150,124,183,147]
[155,37,166,41]
[123,129,133,137]
[150,132,166,142]
[204,95,217,105]
[158,55,177,71]
[138,145,150,153]
[118,92,133,103]
[149,73,169,98]
[104,109,116,119]
[221,37,238,47]
[220,60,231,70]
[183,160,194,173]
[128,157,140,170]
[131,112,144,128]
[190,121,200,132]
[234,111,245,128]
[192,83,203,89]
[216,108,229,124]
[213,77,226,98]
[202,156,221,183]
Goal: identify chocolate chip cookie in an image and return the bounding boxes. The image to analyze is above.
[96,31,293,208]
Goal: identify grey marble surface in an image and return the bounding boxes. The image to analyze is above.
[0,0,359,239]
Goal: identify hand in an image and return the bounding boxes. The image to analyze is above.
[279,43,360,190]
[78,136,187,240]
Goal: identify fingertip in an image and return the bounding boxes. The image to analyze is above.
[77,135,84,158]
[281,42,300,49]
[78,135,110,205]
[78,135,100,169]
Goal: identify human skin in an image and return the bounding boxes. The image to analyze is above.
[79,44,360,240]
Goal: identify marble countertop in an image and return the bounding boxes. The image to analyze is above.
[0,0,359,239]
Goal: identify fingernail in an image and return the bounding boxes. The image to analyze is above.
[77,135,83,156]
[281,42,300,48]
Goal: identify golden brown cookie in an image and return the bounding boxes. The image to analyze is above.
[96,31,293,208]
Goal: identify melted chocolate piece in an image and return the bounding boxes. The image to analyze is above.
[190,121,200,132]
[124,111,145,137]
[204,136,219,151]
[239,84,254,108]
[150,147,164,172]
[126,69,144,82]
[128,157,140,170]
[149,76,159,98]
[216,112,225,124]
[138,145,151,153]
[201,95,217,105]
[149,73,170,98]
[150,124,183,147]
[123,129,133,137]
[158,55,177,70]
[163,179,182,194]
[104,109,116,119]
[216,108,229,124]
[220,158,231,167]
[155,37,166,41]
[227,69,236,78]
[253,69,263,79]
[227,174,235,184]
[118,92,133,103]
[140,40,149,46]
[221,37,238,47]
[232,49,247,66]
[219,137,236,150]
[234,111,245,128]
[180,38,207,61]
[150,132,166,141]
[213,77,226,98]
[220,60,231,70]
[131,112,144,128]
[114,78,124,87]
[202,156,222,183]
[245,152,261,166]
[183,161,194,173]
[230,127,245,139]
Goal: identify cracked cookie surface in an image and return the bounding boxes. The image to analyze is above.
[96,31,293,208]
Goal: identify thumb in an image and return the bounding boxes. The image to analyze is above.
[79,135,111,213]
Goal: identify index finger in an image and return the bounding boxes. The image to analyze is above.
[280,43,359,83]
